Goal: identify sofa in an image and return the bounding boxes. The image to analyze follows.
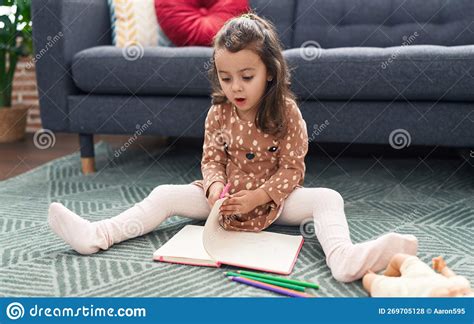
[31,0,474,174]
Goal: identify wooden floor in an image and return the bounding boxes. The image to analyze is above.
[0,133,169,181]
[0,133,465,181]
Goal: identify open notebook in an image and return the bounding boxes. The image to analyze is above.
[153,199,304,275]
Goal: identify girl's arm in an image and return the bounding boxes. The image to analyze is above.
[254,188,272,205]
[201,105,228,197]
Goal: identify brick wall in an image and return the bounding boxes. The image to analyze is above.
[11,56,42,133]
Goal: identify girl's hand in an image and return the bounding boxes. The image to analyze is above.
[206,182,227,208]
[219,190,261,216]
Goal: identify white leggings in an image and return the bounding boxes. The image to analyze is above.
[126,184,331,226]
[94,184,417,282]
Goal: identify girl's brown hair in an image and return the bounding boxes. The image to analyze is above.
[209,12,296,138]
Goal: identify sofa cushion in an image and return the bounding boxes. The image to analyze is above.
[72,46,213,96]
[155,0,249,46]
[249,0,296,49]
[293,0,474,48]
[74,45,474,101]
[286,45,474,101]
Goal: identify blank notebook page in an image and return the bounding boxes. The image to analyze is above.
[154,199,303,274]
[154,225,214,263]
[202,199,303,274]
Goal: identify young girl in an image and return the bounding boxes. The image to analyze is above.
[48,13,418,283]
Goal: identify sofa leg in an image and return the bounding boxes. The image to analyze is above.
[79,133,95,174]
[81,157,95,174]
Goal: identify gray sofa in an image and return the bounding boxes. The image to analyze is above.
[31,0,474,173]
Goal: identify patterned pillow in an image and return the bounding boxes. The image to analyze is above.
[108,0,173,47]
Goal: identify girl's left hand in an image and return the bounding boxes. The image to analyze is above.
[219,190,260,216]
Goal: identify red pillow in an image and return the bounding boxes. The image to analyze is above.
[155,0,249,46]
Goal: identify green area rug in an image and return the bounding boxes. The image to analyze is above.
[0,142,472,297]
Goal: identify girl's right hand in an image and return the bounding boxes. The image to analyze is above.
[206,182,226,208]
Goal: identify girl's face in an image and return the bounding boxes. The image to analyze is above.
[215,48,271,120]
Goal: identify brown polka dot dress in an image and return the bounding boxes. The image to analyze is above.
[192,99,308,232]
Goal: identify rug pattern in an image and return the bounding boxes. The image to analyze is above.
[0,143,472,297]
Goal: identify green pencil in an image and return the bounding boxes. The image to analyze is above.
[237,270,319,289]
[224,271,306,292]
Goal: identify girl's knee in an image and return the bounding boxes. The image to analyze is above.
[312,188,344,209]
[147,184,177,204]
[150,184,174,196]
[320,188,343,202]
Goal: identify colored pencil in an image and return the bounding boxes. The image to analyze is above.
[237,270,319,289]
[219,183,231,199]
[224,271,306,292]
[229,276,314,298]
